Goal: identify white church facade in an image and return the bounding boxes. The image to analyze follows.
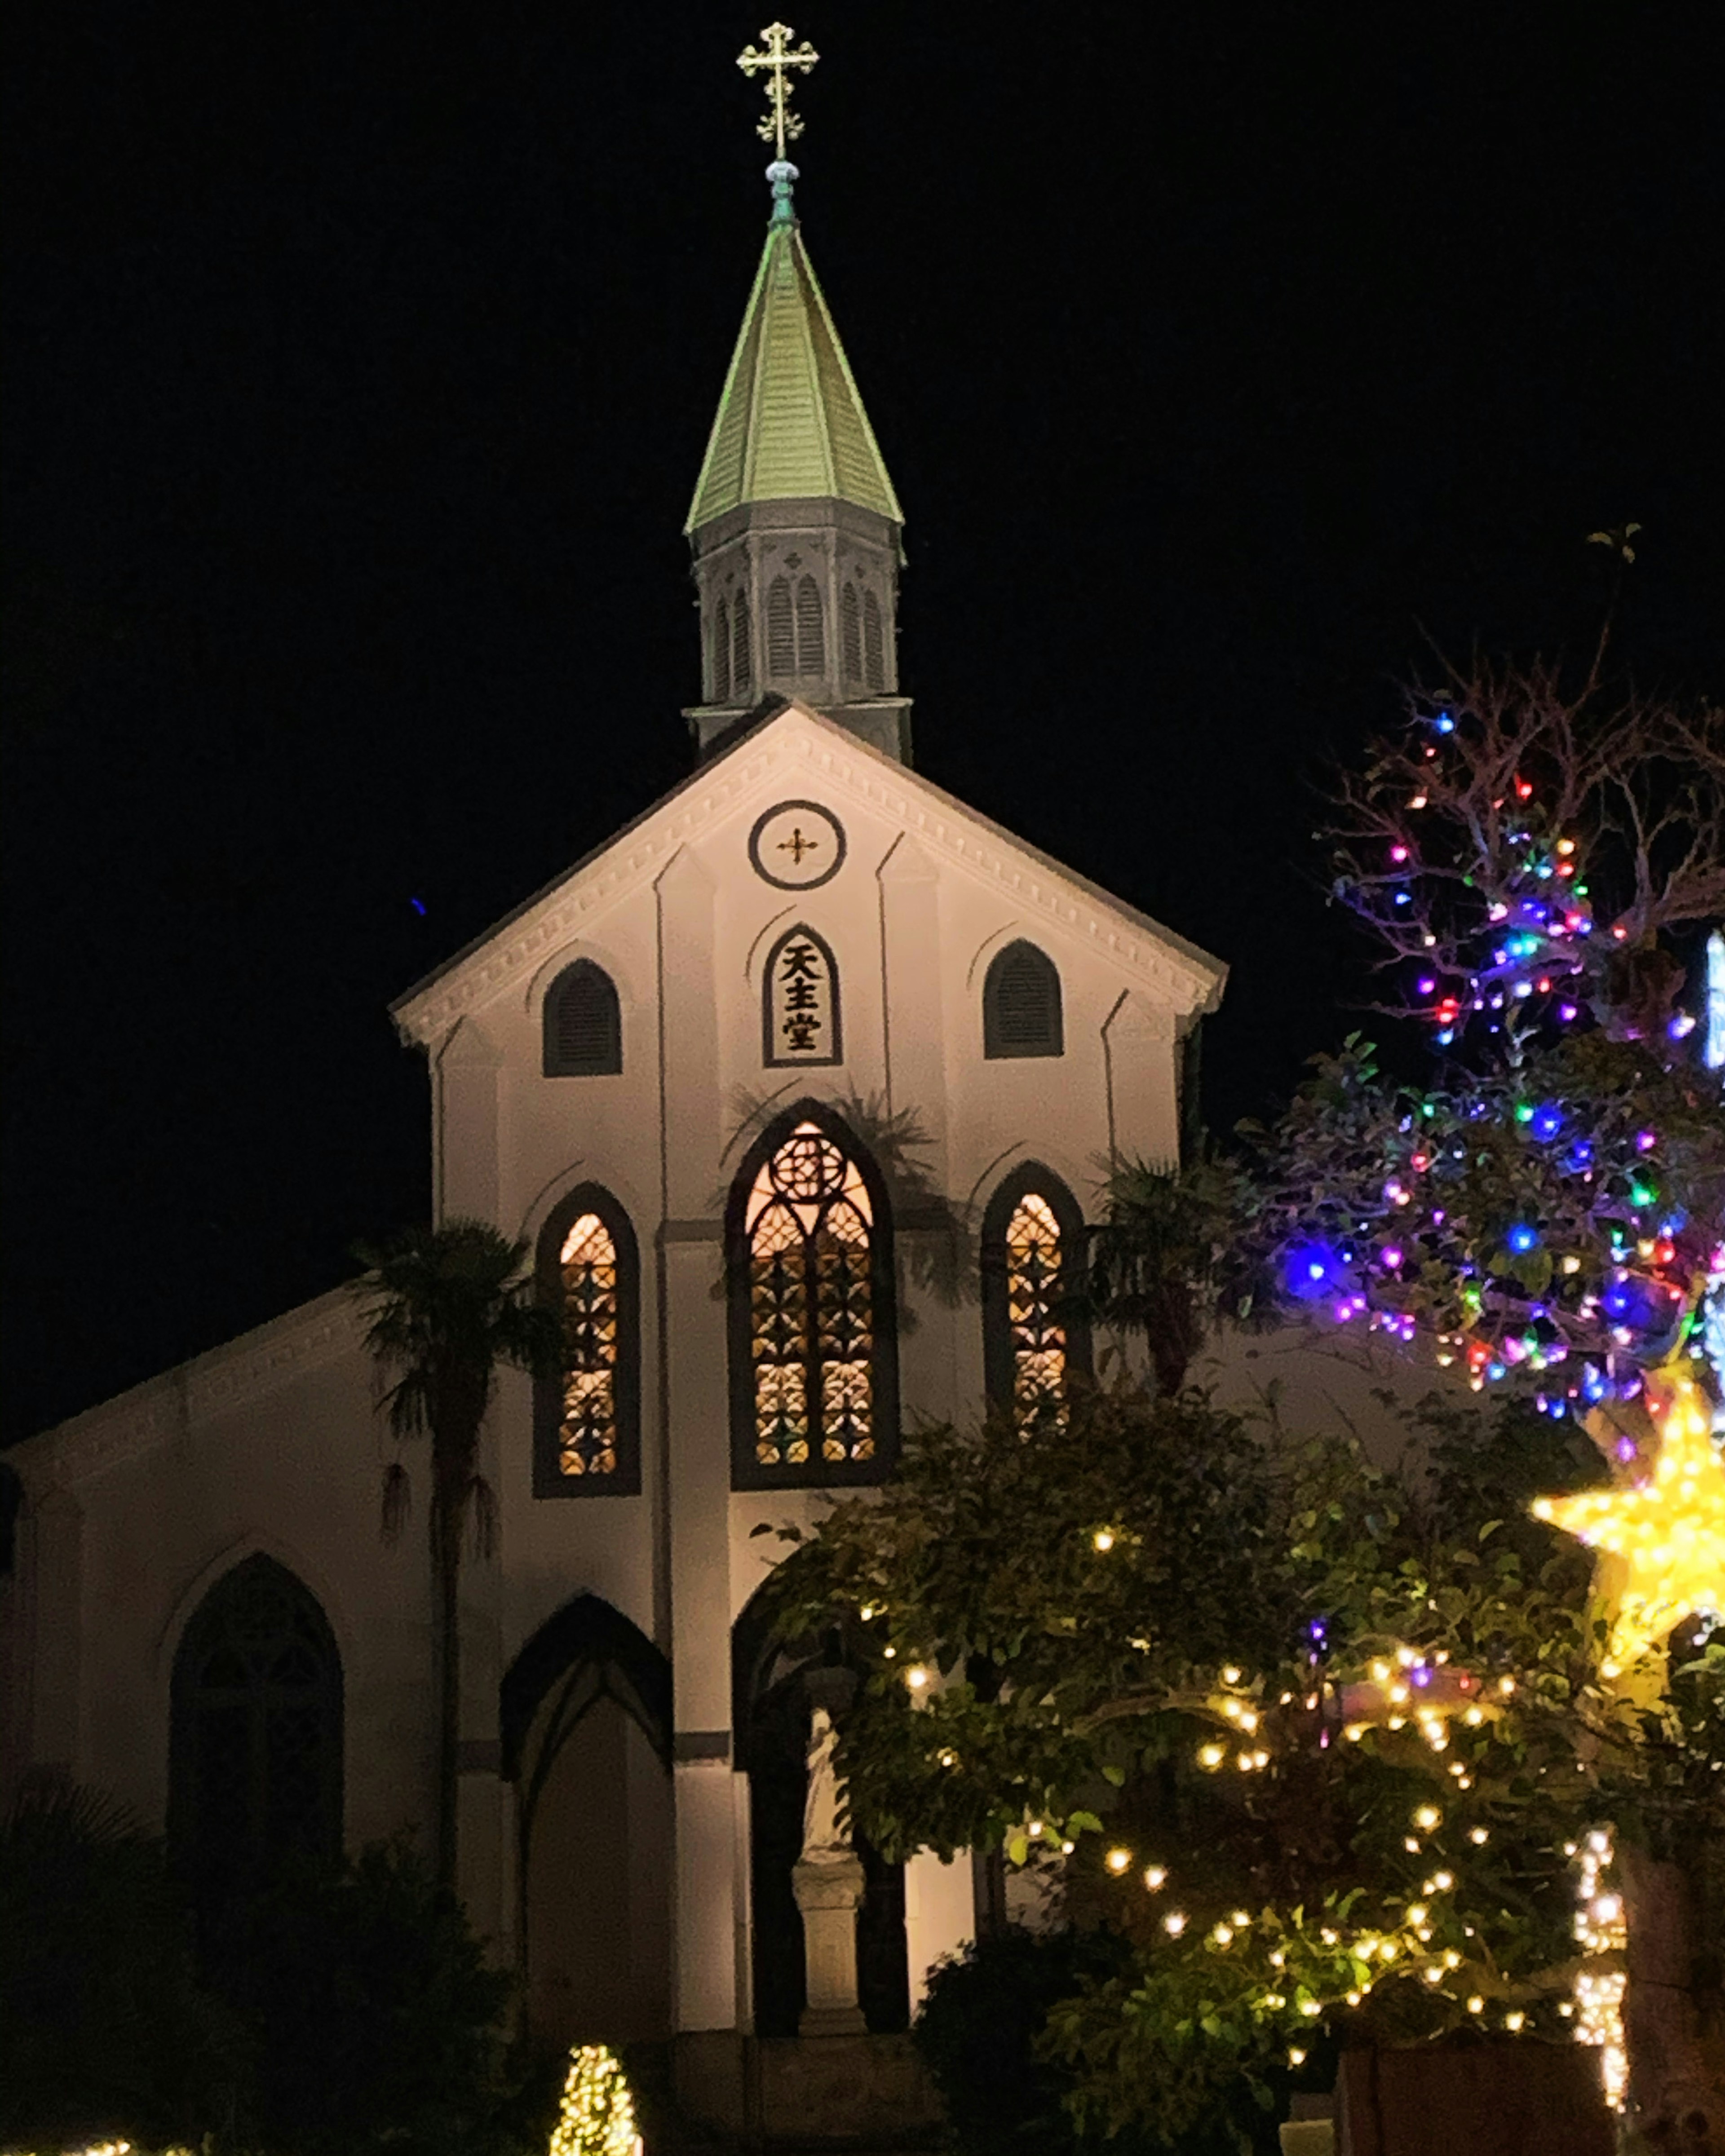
[0,146,1227,2121]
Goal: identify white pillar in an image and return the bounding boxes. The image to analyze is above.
[904,1847,977,2014]
[793,1855,867,2035]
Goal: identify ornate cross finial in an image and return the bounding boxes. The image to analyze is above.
[738,22,819,161]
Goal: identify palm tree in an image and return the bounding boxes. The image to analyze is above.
[354,1219,561,1886]
[1083,1157,1242,1394]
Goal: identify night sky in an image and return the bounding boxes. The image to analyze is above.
[5,8,1721,1439]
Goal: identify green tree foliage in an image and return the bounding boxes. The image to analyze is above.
[0,1781,247,2150]
[354,1219,561,1882]
[765,1384,1722,2148]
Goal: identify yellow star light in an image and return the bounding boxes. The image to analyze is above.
[1534,1370,1725,1675]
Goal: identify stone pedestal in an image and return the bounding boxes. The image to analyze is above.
[792,1853,867,2036]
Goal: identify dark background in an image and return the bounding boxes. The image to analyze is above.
[5,5,1721,1437]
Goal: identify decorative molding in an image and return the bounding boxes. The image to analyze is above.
[17,1294,363,1494]
[393,711,1224,1044]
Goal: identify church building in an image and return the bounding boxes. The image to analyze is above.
[0,68,1226,2131]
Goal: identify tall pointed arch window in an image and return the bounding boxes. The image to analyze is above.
[543,959,623,1077]
[535,1185,641,1497]
[982,940,1064,1060]
[795,574,825,674]
[841,583,862,683]
[169,1554,343,1937]
[766,575,796,676]
[732,594,752,694]
[728,1105,898,1489]
[863,590,885,690]
[982,1164,1090,1431]
[712,596,731,701]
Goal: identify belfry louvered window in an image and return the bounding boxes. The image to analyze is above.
[982,940,1064,1059]
[535,1185,641,1496]
[713,597,731,700]
[863,591,885,690]
[728,1105,897,1489]
[766,576,796,676]
[543,959,623,1078]
[841,584,862,682]
[795,575,825,674]
[732,596,752,694]
[982,1166,1091,1432]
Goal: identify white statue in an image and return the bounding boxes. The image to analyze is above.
[800,1705,851,1864]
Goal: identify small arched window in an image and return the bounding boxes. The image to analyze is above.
[841,584,862,683]
[535,1185,641,1497]
[712,596,731,701]
[863,590,885,690]
[543,959,623,1078]
[982,940,1064,1059]
[795,575,825,675]
[766,576,796,676]
[982,1165,1090,1431]
[728,1105,897,1489]
[169,1554,343,1937]
[732,594,752,694]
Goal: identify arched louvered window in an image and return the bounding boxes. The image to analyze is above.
[535,1185,641,1496]
[543,959,623,1078]
[169,1554,343,1938]
[766,576,796,677]
[732,595,752,694]
[982,940,1064,1059]
[863,590,885,690]
[728,1104,897,1489]
[713,596,731,701]
[795,574,825,675]
[982,1165,1091,1432]
[841,584,862,683]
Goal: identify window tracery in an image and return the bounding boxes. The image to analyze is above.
[736,1116,892,1481]
[536,1187,640,1497]
[982,1166,1089,1431]
[557,1212,621,1477]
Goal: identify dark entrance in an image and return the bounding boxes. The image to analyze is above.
[733,1593,908,2037]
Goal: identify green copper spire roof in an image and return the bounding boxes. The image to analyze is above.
[686,169,903,533]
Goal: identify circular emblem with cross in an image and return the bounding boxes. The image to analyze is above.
[748,800,847,890]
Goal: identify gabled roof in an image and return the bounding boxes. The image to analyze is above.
[685,219,903,532]
[390,702,1227,1046]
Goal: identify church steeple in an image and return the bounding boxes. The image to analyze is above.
[685,32,910,764]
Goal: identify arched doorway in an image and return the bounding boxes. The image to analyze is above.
[168,1552,343,1940]
[733,1587,909,2037]
[501,1595,673,2047]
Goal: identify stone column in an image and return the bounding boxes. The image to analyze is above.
[792,1854,867,2036]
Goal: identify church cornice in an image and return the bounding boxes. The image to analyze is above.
[12,1289,362,1492]
[390,706,1227,1050]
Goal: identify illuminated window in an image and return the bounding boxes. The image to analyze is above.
[543,959,622,1078]
[536,1187,640,1497]
[729,1108,897,1488]
[982,1166,1089,1429]
[982,940,1063,1060]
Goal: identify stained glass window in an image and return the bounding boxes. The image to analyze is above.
[1004,1193,1068,1431]
[559,1213,619,1477]
[983,1167,1090,1431]
[169,1554,342,1938]
[746,1120,876,1472]
[536,1188,640,1498]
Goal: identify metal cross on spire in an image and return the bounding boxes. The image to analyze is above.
[738,22,819,160]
